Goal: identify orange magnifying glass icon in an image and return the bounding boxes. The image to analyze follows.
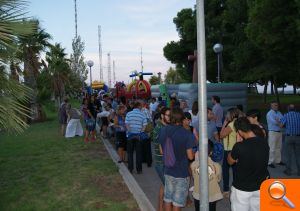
[268,181,295,209]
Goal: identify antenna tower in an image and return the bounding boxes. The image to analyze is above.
[98,25,103,81]
[140,47,144,72]
[107,53,111,88]
[74,0,78,38]
[113,60,116,85]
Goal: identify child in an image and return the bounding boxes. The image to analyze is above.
[191,140,223,211]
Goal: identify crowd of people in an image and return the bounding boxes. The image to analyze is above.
[58,93,300,211]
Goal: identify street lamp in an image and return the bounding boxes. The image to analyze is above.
[213,43,223,83]
[87,60,94,86]
[158,72,162,84]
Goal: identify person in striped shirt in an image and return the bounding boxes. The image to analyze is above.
[125,101,147,174]
[279,104,300,176]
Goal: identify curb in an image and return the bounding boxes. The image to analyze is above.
[102,138,155,211]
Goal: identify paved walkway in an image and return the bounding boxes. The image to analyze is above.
[107,139,299,211]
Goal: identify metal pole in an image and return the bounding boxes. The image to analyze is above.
[196,0,209,211]
[217,53,220,83]
[89,66,92,86]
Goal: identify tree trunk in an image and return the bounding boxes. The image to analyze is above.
[23,49,46,122]
[263,80,268,104]
[273,79,281,108]
[254,83,258,94]
[270,80,274,95]
[293,84,297,95]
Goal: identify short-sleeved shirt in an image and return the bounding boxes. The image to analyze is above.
[207,121,218,142]
[193,120,218,142]
[88,103,97,118]
[280,111,300,136]
[125,108,147,134]
[223,121,237,151]
[231,136,269,191]
[152,120,164,165]
[212,103,223,127]
[159,125,196,178]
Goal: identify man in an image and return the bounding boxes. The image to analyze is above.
[193,108,219,142]
[59,97,69,136]
[212,96,223,133]
[280,104,300,176]
[228,117,269,211]
[150,97,159,119]
[159,108,195,211]
[266,101,283,168]
[152,107,170,211]
[141,102,153,167]
[125,101,147,174]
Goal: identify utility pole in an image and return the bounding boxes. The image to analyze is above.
[140,47,143,72]
[98,25,103,81]
[107,53,111,88]
[74,0,78,38]
[113,60,116,85]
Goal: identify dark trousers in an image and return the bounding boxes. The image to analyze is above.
[285,136,300,174]
[222,150,236,192]
[142,138,152,166]
[194,199,216,211]
[127,137,143,172]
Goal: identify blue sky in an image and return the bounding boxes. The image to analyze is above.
[28,0,195,84]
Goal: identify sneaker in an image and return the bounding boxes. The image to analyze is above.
[277,162,285,166]
[189,186,194,192]
[268,164,276,168]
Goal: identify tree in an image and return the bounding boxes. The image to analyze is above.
[246,0,299,104]
[45,43,71,107]
[163,8,196,82]
[69,35,88,91]
[0,0,36,132]
[149,75,160,85]
[164,67,184,84]
[19,22,51,121]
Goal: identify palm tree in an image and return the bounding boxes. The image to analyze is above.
[45,43,71,107]
[18,22,51,122]
[0,0,37,132]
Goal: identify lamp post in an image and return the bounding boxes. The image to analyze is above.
[87,60,94,86]
[158,72,162,84]
[213,43,223,83]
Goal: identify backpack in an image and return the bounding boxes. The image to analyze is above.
[163,130,176,167]
[211,141,224,162]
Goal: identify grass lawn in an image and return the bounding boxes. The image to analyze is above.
[0,101,138,211]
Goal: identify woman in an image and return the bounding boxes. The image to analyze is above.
[114,105,127,163]
[220,107,244,197]
[246,109,267,138]
[81,97,96,143]
[65,104,83,138]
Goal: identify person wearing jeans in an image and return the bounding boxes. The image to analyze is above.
[125,101,147,174]
[127,135,143,173]
[220,108,242,196]
[279,104,300,176]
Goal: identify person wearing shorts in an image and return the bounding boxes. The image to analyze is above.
[159,108,195,210]
[114,105,127,163]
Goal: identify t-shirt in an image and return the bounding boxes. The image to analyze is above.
[223,121,237,151]
[212,103,223,127]
[152,120,164,165]
[231,136,269,192]
[159,125,196,178]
